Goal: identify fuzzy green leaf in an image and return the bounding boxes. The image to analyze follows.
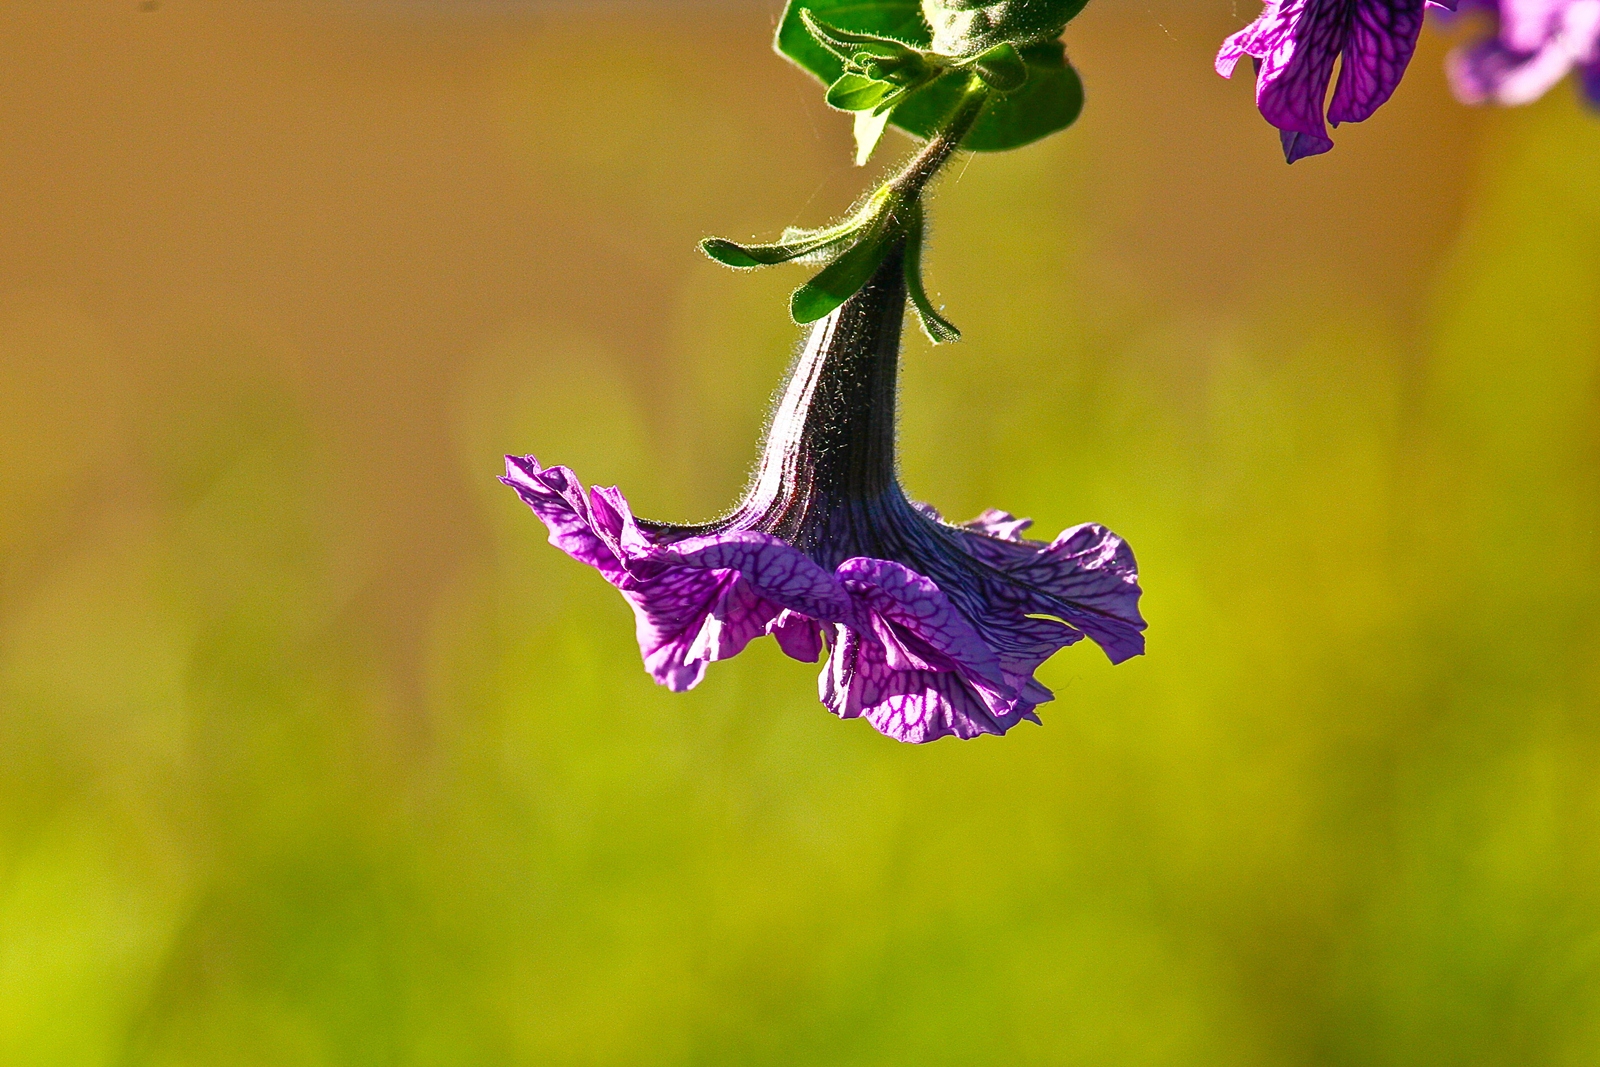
[778,3,1082,153]
[902,206,960,343]
[701,227,856,268]
[892,40,1081,151]
[922,0,1089,56]
[799,8,927,65]
[790,232,896,323]
[776,2,932,97]
[827,73,897,112]
[854,108,892,165]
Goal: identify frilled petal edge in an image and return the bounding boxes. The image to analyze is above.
[502,456,1142,743]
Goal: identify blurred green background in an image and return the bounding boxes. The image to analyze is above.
[1,2,1597,1064]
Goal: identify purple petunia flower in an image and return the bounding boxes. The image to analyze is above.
[1218,0,1459,162]
[502,247,1145,744]
[1447,0,1600,107]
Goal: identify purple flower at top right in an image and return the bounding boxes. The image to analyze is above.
[1448,0,1600,107]
[1218,1,1460,163]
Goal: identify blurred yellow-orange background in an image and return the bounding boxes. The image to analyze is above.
[2,3,1598,1064]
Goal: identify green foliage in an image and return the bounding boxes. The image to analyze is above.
[775,0,929,90]
[701,187,890,271]
[892,40,1082,153]
[776,0,1085,154]
[826,72,900,112]
[702,185,957,332]
[921,0,1091,54]
[968,43,1028,93]
[703,118,987,332]
[789,230,899,322]
[700,228,854,269]
[723,2,1087,332]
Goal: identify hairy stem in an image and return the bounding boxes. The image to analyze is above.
[886,82,988,206]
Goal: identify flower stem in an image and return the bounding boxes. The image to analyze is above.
[885,82,988,207]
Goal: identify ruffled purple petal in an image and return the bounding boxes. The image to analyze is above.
[1281,127,1337,162]
[504,456,1142,743]
[654,531,861,624]
[502,456,626,581]
[503,456,772,691]
[1217,1,1296,79]
[951,520,1146,665]
[1328,0,1431,125]
[838,557,1012,695]
[1219,0,1445,160]
[631,567,736,691]
[1258,1,1346,144]
[1503,0,1573,54]
[962,508,1034,542]
[819,627,1039,743]
[768,609,824,663]
[684,577,784,667]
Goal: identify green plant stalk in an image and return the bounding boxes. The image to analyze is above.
[704,77,990,338]
[883,79,987,207]
[797,79,987,336]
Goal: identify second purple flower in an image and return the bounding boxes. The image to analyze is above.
[1448,0,1600,107]
[1219,0,1459,161]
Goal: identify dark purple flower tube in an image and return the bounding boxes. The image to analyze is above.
[502,248,1145,743]
[1218,0,1458,162]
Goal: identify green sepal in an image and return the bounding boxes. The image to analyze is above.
[902,204,959,343]
[790,230,897,323]
[858,51,934,83]
[968,42,1027,93]
[703,185,892,269]
[700,226,855,269]
[827,73,898,112]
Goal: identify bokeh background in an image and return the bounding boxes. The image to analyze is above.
[2,2,1598,1064]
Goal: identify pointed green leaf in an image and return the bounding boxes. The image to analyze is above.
[778,185,893,249]
[903,206,959,343]
[701,238,773,268]
[790,231,896,323]
[798,8,926,63]
[826,72,895,112]
[700,226,856,269]
[776,1,930,92]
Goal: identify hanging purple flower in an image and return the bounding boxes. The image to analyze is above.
[1218,0,1459,162]
[502,247,1145,744]
[1447,0,1600,107]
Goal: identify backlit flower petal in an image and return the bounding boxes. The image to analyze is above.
[1219,0,1450,160]
[1448,0,1600,106]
